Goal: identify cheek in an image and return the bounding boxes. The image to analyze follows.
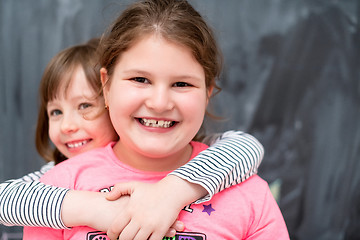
[107,83,124,107]
[109,86,140,115]
[180,93,207,121]
[95,113,118,141]
[48,122,61,149]
[48,122,56,143]
[94,111,111,126]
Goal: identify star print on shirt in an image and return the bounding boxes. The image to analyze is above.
[202,204,215,216]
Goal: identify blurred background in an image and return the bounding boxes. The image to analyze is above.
[0,0,359,239]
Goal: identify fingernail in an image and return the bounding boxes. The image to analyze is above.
[177,222,185,231]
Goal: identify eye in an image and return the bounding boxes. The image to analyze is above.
[49,109,62,117]
[79,99,103,120]
[130,77,150,84]
[79,102,92,110]
[173,82,193,87]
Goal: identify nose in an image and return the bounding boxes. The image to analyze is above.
[145,85,174,113]
[60,113,79,134]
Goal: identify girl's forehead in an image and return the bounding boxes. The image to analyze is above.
[117,35,201,69]
[53,66,97,100]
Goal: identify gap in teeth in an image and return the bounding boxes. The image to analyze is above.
[67,140,88,148]
[141,118,173,128]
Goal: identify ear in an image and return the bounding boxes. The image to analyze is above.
[206,86,214,105]
[100,68,110,107]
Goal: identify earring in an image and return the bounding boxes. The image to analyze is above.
[104,105,109,110]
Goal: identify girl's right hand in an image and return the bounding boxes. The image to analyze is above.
[105,180,188,240]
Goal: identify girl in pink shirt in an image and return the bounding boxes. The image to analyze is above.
[23,0,289,239]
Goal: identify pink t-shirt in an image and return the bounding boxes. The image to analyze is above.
[23,141,289,239]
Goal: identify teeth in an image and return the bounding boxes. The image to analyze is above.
[67,140,89,148]
[141,118,174,128]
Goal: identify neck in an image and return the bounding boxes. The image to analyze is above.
[112,140,193,172]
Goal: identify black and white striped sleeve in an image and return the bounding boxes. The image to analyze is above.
[0,162,69,229]
[169,130,264,203]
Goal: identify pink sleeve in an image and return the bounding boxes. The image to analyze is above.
[247,188,290,240]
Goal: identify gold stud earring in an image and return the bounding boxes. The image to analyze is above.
[104,105,109,110]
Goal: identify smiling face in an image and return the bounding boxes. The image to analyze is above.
[48,66,118,159]
[101,35,211,171]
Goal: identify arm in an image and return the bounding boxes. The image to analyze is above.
[169,130,264,202]
[22,192,131,240]
[0,162,69,229]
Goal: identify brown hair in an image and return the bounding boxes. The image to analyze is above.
[99,0,222,93]
[35,38,102,164]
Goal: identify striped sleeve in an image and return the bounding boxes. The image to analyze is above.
[0,162,70,229]
[169,130,264,203]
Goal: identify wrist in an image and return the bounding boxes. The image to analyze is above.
[160,175,208,207]
[61,190,106,227]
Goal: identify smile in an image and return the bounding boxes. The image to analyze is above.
[139,118,175,128]
[66,140,90,148]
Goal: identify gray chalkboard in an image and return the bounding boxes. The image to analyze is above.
[1,1,359,239]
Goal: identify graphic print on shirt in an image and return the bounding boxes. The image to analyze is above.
[162,232,206,240]
[99,186,114,193]
[86,230,207,240]
[202,204,215,216]
[183,203,216,216]
[86,231,108,240]
[183,203,194,213]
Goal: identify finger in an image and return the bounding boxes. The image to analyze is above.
[164,221,184,237]
[145,224,172,240]
[106,214,131,240]
[171,220,185,232]
[164,228,176,238]
[147,230,168,240]
[106,182,135,200]
[118,220,141,240]
[132,227,153,240]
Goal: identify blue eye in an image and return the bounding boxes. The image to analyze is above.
[79,103,92,110]
[49,109,62,117]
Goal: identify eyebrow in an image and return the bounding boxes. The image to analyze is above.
[51,91,98,104]
[122,69,203,82]
[122,69,151,77]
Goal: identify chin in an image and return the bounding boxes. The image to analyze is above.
[137,146,175,158]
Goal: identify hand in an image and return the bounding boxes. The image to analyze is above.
[61,187,184,239]
[105,180,187,240]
